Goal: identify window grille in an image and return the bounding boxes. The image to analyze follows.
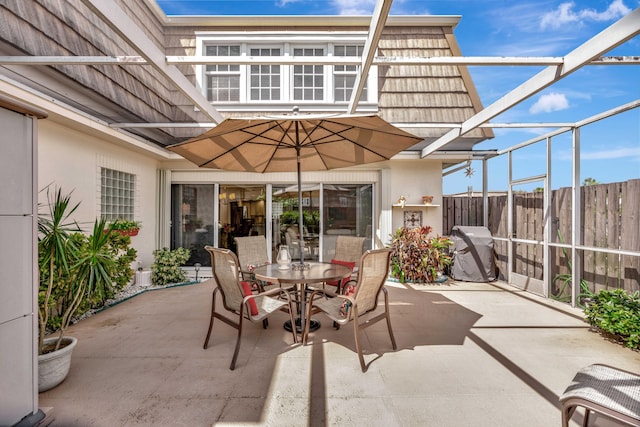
[250,47,281,101]
[199,40,373,105]
[293,48,324,101]
[334,45,367,102]
[205,45,240,102]
[101,168,136,220]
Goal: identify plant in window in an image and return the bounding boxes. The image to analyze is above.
[388,226,452,283]
[107,219,141,236]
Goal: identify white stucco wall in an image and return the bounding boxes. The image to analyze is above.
[38,120,160,267]
[35,115,447,269]
[387,159,444,237]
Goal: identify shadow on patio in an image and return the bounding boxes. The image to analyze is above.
[39,280,640,427]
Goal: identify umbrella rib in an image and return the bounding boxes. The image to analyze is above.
[304,120,391,160]
[260,120,301,172]
[199,121,296,171]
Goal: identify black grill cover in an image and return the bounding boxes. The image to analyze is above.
[450,226,496,282]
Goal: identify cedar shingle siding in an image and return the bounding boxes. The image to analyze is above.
[0,1,491,148]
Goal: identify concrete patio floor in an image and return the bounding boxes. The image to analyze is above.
[38,279,640,427]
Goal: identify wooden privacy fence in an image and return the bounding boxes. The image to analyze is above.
[442,179,640,295]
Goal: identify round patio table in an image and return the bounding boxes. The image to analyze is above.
[252,261,352,334]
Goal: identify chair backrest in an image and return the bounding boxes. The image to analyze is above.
[284,229,301,259]
[205,246,245,312]
[334,236,366,269]
[234,235,269,270]
[352,248,392,313]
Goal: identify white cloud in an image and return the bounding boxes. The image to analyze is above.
[557,146,640,161]
[331,0,377,15]
[581,146,640,160]
[529,93,569,114]
[540,0,631,30]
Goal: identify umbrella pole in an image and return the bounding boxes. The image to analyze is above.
[296,139,305,266]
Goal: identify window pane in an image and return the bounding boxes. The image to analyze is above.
[170,184,216,267]
[249,47,281,101]
[322,184,373,260]
[333,44,366,102]
[205,44,241,102]
[293,47,325,100]
[101,168,135,221]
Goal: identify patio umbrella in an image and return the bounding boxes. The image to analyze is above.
[168,111,423,264]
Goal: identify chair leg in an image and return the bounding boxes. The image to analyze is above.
[383,288,397,350]
[203,289,218,349]
[230,315,244,370]
[287,299,298,344]
[582,409,590,427]
[352,307,367,372]
[562,404,576,427]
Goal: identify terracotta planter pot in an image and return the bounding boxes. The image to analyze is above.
[38,336,77,392]
[104,228,139,236]
[422,195,434,205]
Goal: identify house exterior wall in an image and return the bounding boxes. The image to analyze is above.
[388,159,444,237]
[38,120,160,267]
[0,4,486,265]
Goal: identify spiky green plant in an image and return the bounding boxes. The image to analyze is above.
[38,187,81,354]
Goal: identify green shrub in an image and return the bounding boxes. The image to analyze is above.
[584,289,640,350]
[151,247,191,286]
[73,232,137,313]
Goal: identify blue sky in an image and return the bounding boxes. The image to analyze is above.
[157,0,640,193]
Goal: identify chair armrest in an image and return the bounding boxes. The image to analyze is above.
[252,285,292,300]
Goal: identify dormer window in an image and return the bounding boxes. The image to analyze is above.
[197,33,377,110]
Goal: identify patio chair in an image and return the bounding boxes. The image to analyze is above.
[334,235,366,279]
[234,235,272,290]
[560,363,640,427]
[323,259,356,294]
[302,248,397,372]
[203,246,297,370]
[284,227,304,260]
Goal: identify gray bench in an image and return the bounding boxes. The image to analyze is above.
[560,364,640,426]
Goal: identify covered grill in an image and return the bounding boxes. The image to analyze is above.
[450,226,496,282]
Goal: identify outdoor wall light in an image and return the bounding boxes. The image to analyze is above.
[194,263,201,281]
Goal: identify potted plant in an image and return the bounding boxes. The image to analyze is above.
[388,226,452,283]
[107,219,141,236]
[38,187,119,391]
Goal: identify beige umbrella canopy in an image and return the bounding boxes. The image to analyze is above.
[168,112,423,263]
